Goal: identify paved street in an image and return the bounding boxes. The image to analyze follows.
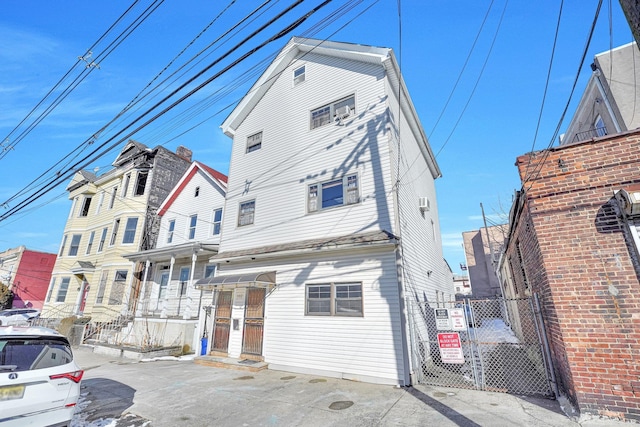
[71,345,632,427]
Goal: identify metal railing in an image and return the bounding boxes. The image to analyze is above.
[572,126,607,142]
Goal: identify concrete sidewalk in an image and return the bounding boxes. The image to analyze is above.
[72,345,634,427]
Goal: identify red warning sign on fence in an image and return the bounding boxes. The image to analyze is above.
[437,332,464,364]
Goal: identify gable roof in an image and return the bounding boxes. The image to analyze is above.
[112,140,150,167]
[158,161,228,216]
[220,37,441,179]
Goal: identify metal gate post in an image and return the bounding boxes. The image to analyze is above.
[532,293,559,398]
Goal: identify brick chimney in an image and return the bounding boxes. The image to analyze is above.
[176,146,192,162]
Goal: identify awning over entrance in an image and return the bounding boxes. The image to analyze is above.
[195,271,276,290]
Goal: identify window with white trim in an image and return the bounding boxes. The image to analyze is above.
[158,271,169,300]
[56,277,70,303]
[167,219,175,243]
[204,264,216,278]
[188,214,197,239]
[122,217,138,244]
[306,282,363,316]
[134,171,148,196]
[109,270,127,305]
[308,174,359,212]
[86,231,95,255]
[95,270,109,304]
[212,208,222,235]
[595,115,607,137]
[110,219,120,246]
[46,278,56,302]
[98,227,108,252]
[293,65,305,85]
[59,235,67,257]
[246,131,262,153]
[121,173,131,197]
[238,200,255,226]
[68,234,81,256]
[310,95,355,129]
[109,186,118,209]
[79,196,92,217]
[96,191,104,214]
[178,267,190,296]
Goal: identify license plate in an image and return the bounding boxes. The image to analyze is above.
[0,384,26,401]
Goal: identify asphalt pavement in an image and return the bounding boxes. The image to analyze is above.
[71,345,635,427]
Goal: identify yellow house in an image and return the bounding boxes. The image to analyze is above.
[42,141,192,322]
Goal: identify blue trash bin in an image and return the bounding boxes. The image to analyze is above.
[200,337,208,356]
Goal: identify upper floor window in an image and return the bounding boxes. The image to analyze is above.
[79,197,92,217]
[109,186,118,209]
[121,174,131,197]
[212,208,222,235]
[110,219,120,246]
[86,231,95,255]
[68,234,82,256]
[246,131,262,153]
[98,227,108,252]
[167,219,175,243]
[306,282,363,316]
[293,65,305,85]
[134,171,148,196]
[594,115,607,137]
[308,174,359,212]
[69,198,78,219]
[310,95,355,129]
[122,217,138,244]
[95,191,104,215]
[238,200,255,227]
[188,215,197,239]
[59,235,68,257]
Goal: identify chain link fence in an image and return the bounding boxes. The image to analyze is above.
[408,296,553,397]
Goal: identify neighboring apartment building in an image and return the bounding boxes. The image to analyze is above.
[123,161,227,352]
[499,129,640,421]
[195,37,448,386]
[453,274,471,296]
[462,224,507,298]
[561,41,640,145]
[42,141,191,322]
[0,246,56,309]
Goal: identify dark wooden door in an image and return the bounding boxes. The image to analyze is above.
[212,291,233,352]
[242,288,265,355]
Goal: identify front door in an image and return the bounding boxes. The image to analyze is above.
[212,291,233,353]
[242,288,266,356]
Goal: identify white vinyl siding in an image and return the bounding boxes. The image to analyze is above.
[220,54,394,252]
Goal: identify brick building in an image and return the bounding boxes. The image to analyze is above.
[499,129,640,420]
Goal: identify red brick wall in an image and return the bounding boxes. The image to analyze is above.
[13,250,56,309]
[509,131,640,421]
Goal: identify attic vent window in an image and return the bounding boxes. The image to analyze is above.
[294,65,305,85]
[246,131,262,153]
[195,186,200,197]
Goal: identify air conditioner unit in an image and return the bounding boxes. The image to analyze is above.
[335,105,351,120]
[419,197,430,212]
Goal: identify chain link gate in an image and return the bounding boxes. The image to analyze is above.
[408,296,554,397]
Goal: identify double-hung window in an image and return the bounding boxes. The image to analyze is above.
[188,215,197,239]
[310,95,355,129]
[68,234,81,256]
[109,186,118,209]
[122,217,138,244]
[306,282,363,316]
[212,208,222,235]
[246,131,262,153]
[134,171,148,196]
[56,278,70,303]
[121,174,131,197]
[59,235,67,257]
[167,219,175,243]
[79,197,92,217]
[110,219,120,246]
[308,174,359,212]
[86,231,95,255]
[293,65,305,85]
[238,200,255,226]
[98,227,108,252]
[178,267,190,296]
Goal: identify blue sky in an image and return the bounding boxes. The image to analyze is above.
[0,1,634,273]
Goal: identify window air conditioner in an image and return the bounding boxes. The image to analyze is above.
[419,197,430,212]
[335,105,351,120]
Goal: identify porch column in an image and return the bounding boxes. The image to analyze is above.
[73,276,87,316]
[162,256,175,318]
[136,260,151,316]
[184,252,197,320]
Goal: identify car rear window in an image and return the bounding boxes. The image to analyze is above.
[0,337,73,371]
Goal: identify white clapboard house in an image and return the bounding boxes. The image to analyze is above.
[195,37,448,386]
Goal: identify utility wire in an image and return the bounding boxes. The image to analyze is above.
[0,0,334,222]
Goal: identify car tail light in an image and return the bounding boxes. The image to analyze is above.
[50,370,84,383]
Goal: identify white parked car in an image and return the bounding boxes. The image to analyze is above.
[0,308,40,326]
[0,326,84,427]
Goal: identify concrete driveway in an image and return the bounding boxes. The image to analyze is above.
[72,345,629,427]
